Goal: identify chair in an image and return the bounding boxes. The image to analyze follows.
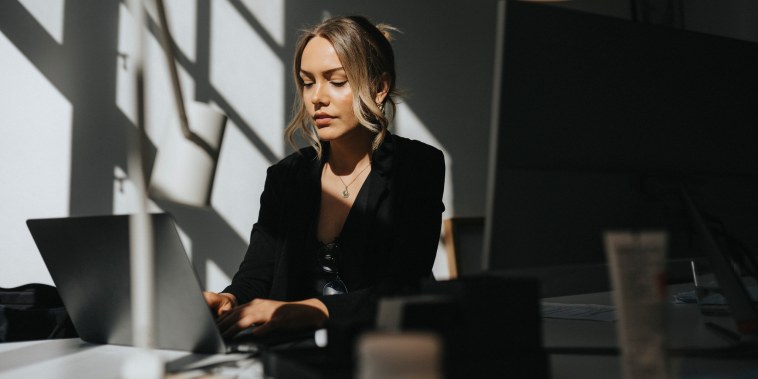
[442,217,485,279]
[0,284,78,342]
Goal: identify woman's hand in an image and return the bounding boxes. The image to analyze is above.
[203,291,237,317]
[216,298,329,338]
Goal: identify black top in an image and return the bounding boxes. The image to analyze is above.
[223,133,445,324]
[311,168,371,296]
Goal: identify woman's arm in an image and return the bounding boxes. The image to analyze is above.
[208,159,331,336]
[206,165,283,312]
[391,146,446,280]
[224,165,286,303]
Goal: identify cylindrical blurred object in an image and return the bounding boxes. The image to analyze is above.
[357,332,441,379]
[605,230,669,379]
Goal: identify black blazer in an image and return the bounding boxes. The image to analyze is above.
[224,133,445,324]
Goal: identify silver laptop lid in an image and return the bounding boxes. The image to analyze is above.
[27,213,226,354]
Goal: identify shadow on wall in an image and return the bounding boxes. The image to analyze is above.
[153,201,248,290]
[0,0,276,287]
[0,1,129,217]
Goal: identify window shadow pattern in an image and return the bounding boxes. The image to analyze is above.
[0,0,288,286]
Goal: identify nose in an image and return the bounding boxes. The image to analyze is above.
[311,82,328,107]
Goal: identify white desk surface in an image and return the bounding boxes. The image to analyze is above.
[0,338,261,379]
[543,283,758,378]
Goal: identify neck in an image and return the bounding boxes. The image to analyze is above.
[327,128,373,174]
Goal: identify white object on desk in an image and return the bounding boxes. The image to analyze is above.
[121,350,164,379]
[604,231,668,379]
[357,332,442,379]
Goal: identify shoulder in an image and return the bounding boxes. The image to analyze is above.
[391,134,441,155]
[386,135,445,209]
[268,146,318,174]
[259,147,319,191]
[390,134,444,167]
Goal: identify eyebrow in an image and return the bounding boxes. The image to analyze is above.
[299,67,346,77]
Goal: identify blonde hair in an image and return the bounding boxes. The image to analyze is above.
[285,16,399,159]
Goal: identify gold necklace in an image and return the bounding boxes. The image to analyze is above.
[329,161,371,198]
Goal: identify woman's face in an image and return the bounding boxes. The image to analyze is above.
[299,37,361,142]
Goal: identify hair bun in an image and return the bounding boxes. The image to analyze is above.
[376,23,400,43]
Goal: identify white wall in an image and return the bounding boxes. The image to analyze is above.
[1,27,72,286]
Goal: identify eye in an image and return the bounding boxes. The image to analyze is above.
[331,81,347,87]
[302,82,314,89]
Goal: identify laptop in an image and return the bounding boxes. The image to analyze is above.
[682,190,758,343]
[26,213,308,354]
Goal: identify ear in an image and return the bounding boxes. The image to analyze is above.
[374,73,391,105]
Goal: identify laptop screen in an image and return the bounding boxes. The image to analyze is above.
[27,213,226,353]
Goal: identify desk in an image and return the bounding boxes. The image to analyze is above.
[0,338,260,379]
[543,283,758,378]
[3,284,758,379]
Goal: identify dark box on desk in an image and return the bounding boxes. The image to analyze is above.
[419,274,549,378]
[263,347,351,379]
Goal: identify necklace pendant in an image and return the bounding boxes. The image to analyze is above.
[342,189,350,198]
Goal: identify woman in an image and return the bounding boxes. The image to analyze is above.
[205,15,445,338]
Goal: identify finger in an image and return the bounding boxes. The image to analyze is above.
[217,301,233,316]
[218,306,262,338]
[216,307,239,328]
[204,291,221,305]
[202,291,214,302]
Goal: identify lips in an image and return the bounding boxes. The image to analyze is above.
[314,112,334,127]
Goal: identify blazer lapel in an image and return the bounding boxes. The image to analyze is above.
[365,176,388,221]
[354,134,395,255]
[295,152,323,236]
[283,150,322,281]
[367,133,395,217]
